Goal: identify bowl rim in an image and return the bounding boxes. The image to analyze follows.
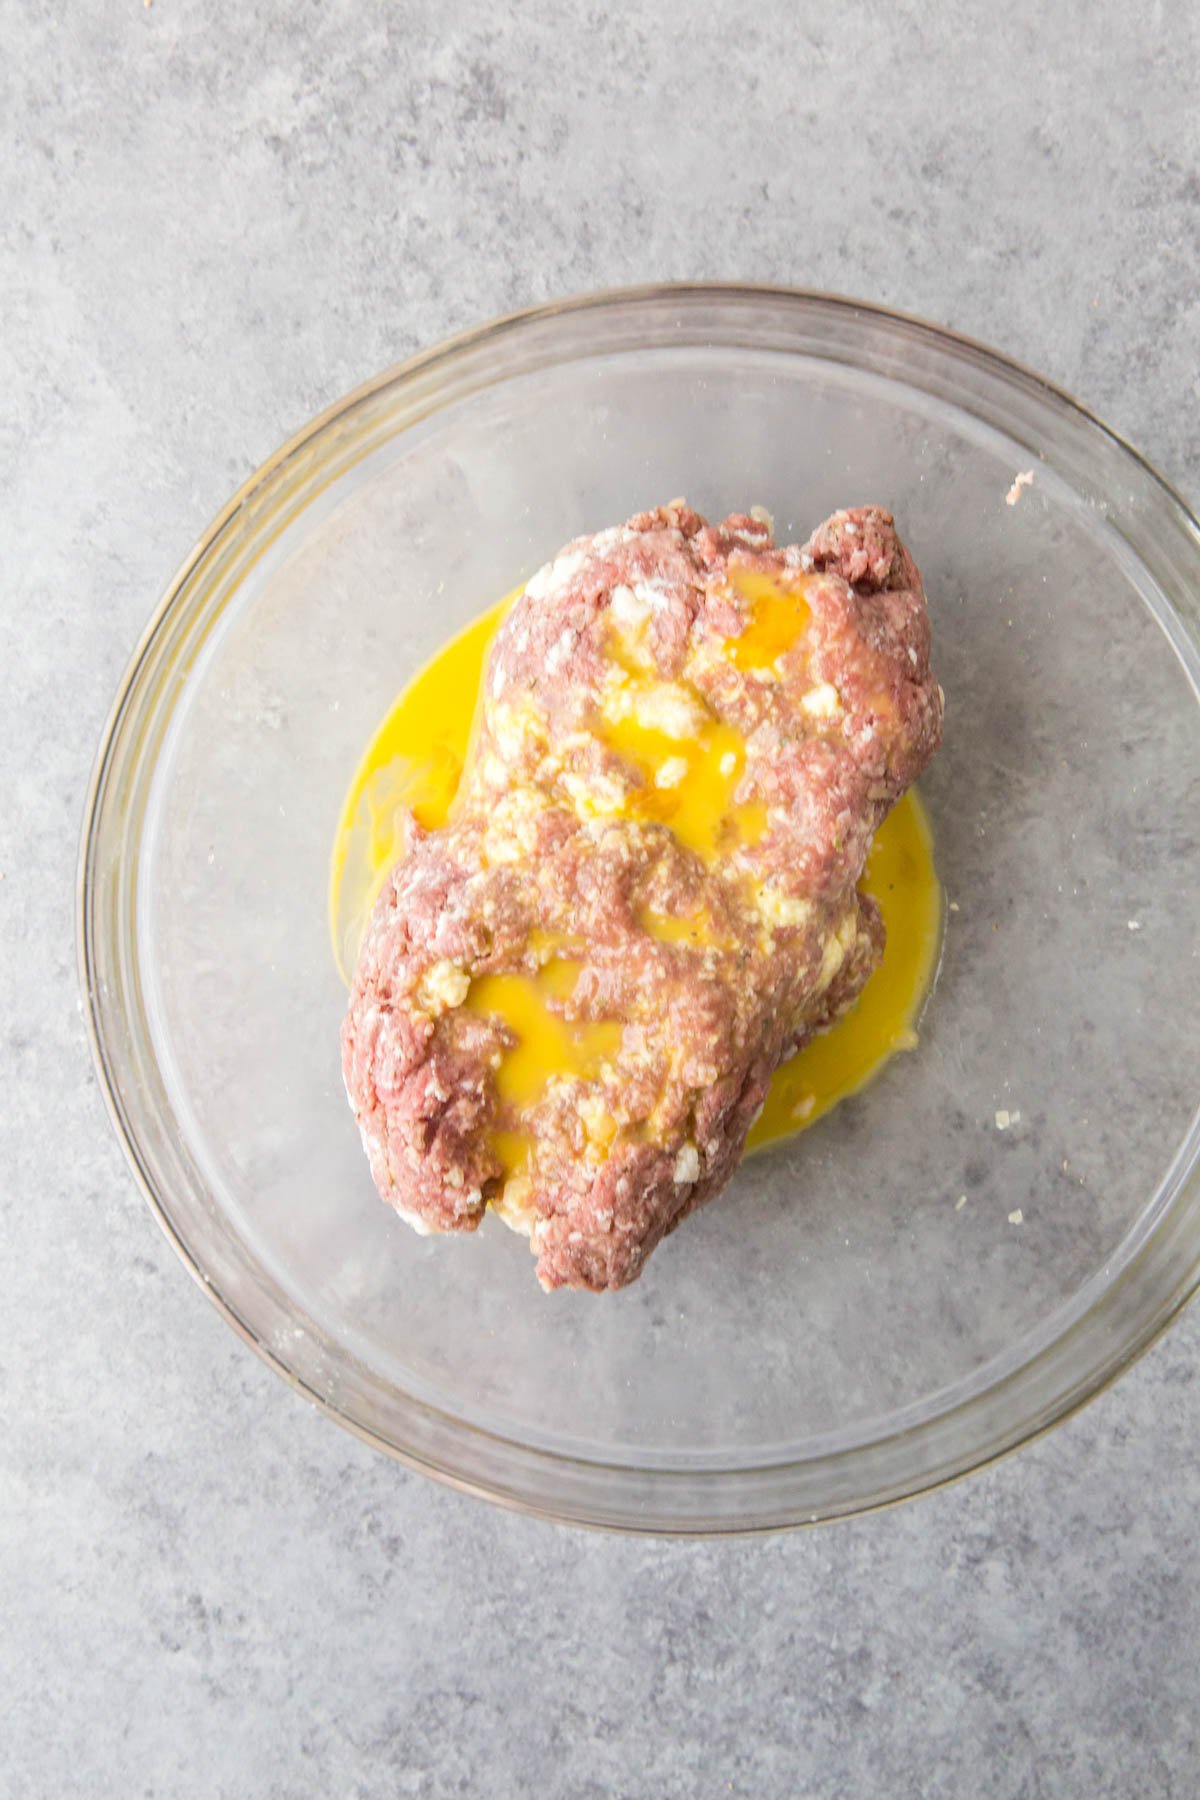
[77,281,1200,1533]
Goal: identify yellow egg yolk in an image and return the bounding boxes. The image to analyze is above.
[467,966,623,1113]
[329,583,941,1162]
[585,565,811,860]
[725,564,813,670]
[596,709,767,861]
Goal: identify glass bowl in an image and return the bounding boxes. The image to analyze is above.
[79,286,1200,1533]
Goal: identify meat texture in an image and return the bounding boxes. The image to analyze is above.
[342,503,942,1290]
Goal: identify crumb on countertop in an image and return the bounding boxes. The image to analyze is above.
[1006,469,1035,507]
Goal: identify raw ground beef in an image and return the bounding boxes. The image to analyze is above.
[342,502,942,1291]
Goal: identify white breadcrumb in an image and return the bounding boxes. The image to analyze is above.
[609,583,651,632]
[605,678,705,740]
[673,1143,701,1185]
[755,886,816,931]
[416,961,471,1016]
[800,682,842,718]
[1006,469,1035,506]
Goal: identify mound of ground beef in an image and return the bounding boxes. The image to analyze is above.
[342,502,942,1291]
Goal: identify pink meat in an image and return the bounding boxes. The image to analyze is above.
[341,503,942,1290]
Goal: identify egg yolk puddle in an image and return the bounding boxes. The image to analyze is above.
[468,961,622,1184]
[329,585,941,1162]
[328,594,516,981]
[639,901,724,948]
[596,709,767,861]
[726,565,812,671]
[593,573,807,858]
[745,792,940,1151]
[468,967,621,1105]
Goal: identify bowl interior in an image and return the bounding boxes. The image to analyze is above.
[89,293,1200,1525]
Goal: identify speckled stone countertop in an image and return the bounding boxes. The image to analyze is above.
[4,3,1199,1794]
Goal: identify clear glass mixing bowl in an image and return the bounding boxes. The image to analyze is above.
[79,287,1200,1532]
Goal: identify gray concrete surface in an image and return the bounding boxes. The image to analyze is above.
[3,2,1199,1794]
